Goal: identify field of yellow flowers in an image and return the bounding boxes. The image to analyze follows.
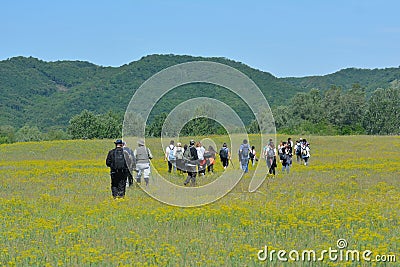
[0,135,399,266]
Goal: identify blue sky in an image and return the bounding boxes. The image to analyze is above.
[1,0,399,77]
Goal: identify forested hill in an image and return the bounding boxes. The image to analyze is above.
[0,55,297,129]
[282,67,400,93]
[1,54,399,130]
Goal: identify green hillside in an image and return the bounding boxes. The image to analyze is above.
[282,67,400,94]
[1,54,399,130]
[0,55,300,129]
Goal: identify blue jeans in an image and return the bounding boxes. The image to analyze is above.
[282,163,290,173]
[241,159,249,173]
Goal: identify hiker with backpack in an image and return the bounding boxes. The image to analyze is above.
[123,142,136,187]
[277,141,284,160]
[287,137,294,148]
[238,139,251,173]
[249,145,258,167]
[184,140,199,186]
[294,140,303,164]
[286,139,293,167]
[219,143,230,169]
[175,142,185,174]
[196,142,206,176]
[165,140,176,173]
[106,139,133,199]
[262,141,277,176]
[301,140,311,166]
[280,142,292,174]
[134,139,153,186]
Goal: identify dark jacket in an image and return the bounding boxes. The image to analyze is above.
[184,145,199,166]
[106,147,132,171]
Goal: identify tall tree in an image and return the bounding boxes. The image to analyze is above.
[15,126,43,142]
[323,86,343,126]
[340,84,367,134]
[271,105,291,131]
[0,125,16,144]
[364,85,400,135]
[291,89,324,124]
[97,111,122,139]
[68,110,99,139]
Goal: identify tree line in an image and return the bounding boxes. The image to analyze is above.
[271,82,399,135]
[3,55,400,131]
[0,84,398,144]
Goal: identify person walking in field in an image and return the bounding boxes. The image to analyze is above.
[287,137,294,148]
[184,140,199,186]
[287,138,293,167]
[196,142,206,176]
[219,143,230,169]
[294,140,303,164]
[106,139,133,199]
[123,142,135,187]
[301,140,311,166]
[250,145,257,167]
[204,145,216,173]
[277,141,284,160]
[175,142,185,174]
[263,141,277,176]
[238,139,251,173]
[165,140,176,173]
[134,139,153,186]
[280,142,291,174]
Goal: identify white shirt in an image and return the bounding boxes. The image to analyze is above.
[165,145,176,160]
[196,146,205,160]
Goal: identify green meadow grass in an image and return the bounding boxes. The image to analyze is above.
[0,135,399,266]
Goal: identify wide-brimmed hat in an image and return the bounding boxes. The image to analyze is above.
[114,139,123,145]
[137,139,145,146]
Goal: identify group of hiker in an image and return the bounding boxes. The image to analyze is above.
[106,139,153,198]
[165,140,217,175]
[105,137,311,198]
[165,140,217,186]
[261,137,311,176]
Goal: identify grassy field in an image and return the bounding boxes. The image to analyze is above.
[0,135,399,266]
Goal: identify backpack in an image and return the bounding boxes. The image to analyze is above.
[219,147,228,159]
[249,151,254,159]
[184,146,198,165]
[240,144,250,159]
[175,147,184,160]
[189,147,198,161]
[168,145,175,161]
[295,144,301,155]
[114,148,126,170]
[184,146,198,160]
[267,147,275,158]
[302,146,308,156]
[204,151,212,158]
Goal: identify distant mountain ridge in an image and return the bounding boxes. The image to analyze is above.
[282,67,400,93]
[1,54,399,129]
